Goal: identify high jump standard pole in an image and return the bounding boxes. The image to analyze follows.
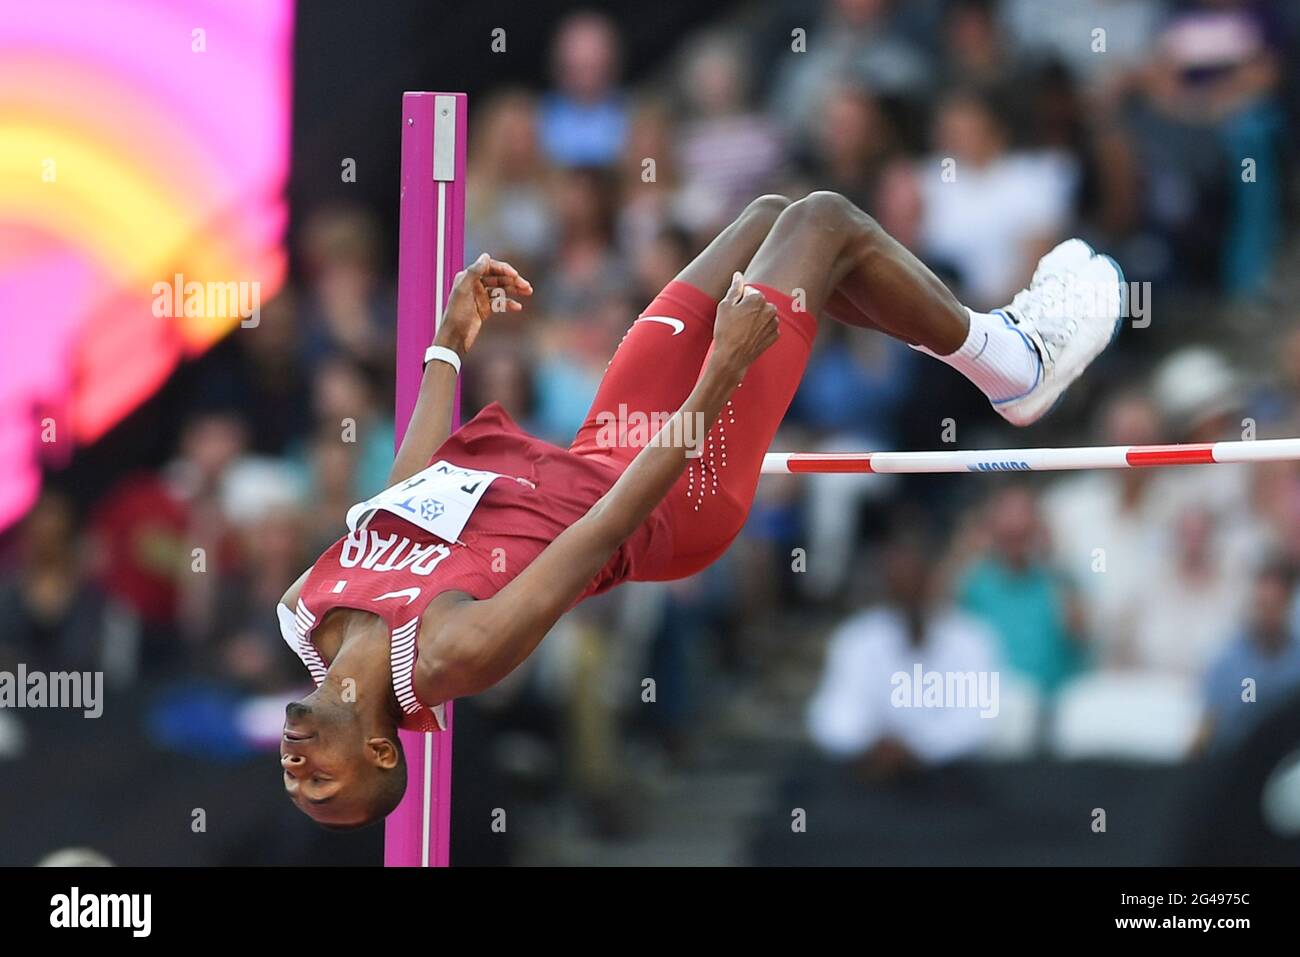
[387,91,466,867]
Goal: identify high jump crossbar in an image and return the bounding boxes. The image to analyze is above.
[760,438,1300,475]
[387,91,466,867]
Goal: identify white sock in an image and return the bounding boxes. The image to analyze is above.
[912,308,1042,403]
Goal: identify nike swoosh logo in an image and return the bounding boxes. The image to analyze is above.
[374,588,421,605]
[634,315,685,335]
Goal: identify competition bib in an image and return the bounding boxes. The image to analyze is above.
[345,460,505,544]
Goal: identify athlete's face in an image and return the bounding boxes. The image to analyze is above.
[280,699,379,827]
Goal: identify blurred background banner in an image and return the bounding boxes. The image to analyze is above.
[3,0,1300,867]
[0,0,292,529]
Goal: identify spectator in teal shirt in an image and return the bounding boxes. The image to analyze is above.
[956,486,1085,694]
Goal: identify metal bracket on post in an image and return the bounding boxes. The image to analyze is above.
[433,94,457,183]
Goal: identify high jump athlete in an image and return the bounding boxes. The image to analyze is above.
[277,191,1124,827]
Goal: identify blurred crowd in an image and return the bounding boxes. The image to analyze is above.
[4,0,1300,847]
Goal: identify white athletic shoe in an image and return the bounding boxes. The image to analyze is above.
[992,239,1125,427]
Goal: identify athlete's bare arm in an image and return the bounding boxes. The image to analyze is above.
[416,274,778,705]
[388,254,532,486]
[278,568,310,610]
[278,256,529,610]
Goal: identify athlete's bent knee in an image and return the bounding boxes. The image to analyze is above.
[798,190,876,229]
[796,191,887,261]
[740,193,793,230]
[792,189,852,219]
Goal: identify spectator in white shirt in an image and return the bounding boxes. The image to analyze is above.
[914,90,1078,309]
[806,530,1000,780]
[1130,506,1246,677]
[1043,392,1164,666]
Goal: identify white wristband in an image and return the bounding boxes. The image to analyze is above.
[423,344,462,375]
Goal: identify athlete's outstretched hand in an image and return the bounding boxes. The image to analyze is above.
[712,272,779,376]
[436,253,533,356]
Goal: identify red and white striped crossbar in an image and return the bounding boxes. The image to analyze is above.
[761,438,1300,475]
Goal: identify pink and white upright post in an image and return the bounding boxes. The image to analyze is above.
[387,91,466,867]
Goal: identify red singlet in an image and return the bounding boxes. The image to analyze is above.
[280,280,816,728]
